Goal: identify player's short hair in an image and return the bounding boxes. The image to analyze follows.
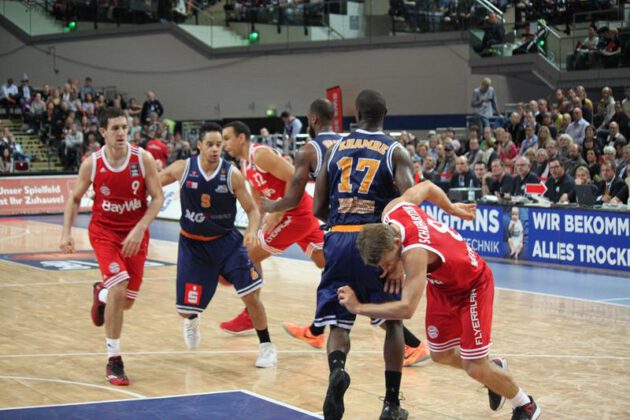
[224,120,251,139]
[98,107,125,129]
[357,223,397,266]
[309,98,335,124]
[199,122,222,141]
[355,89,387,123]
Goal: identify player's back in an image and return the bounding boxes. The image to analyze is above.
[326,129,404,226]
[309,132,344,178]
[383,202,488,294]
[90,144,147,233]
[179,157,237,238]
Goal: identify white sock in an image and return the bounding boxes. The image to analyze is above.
[106,338,121,358]
[98,288,109,304]
[511,388,530,408]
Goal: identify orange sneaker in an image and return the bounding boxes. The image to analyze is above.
[283,322,325,349]
[403,342,430,367]
[219,308,255,335]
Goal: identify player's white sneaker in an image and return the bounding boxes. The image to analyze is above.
[255,342,277,368]
[183,316,201,350]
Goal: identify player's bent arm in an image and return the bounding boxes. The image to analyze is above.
[62,157,93,238]
[399,181,476,221]
[137,151,164,229]
[232,168,261,237]
[392,146,415,194]
[264,145,314,213]
[159,159,187,187]
[356,248,428,320]
[254,146,294,183]
[313,148,331,221]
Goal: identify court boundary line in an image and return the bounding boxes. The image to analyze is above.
[0,375,147,403]
[494,286,630,308]
[0,388,320,417]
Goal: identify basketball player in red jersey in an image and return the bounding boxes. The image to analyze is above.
[220,120,325,334]
[60,107,164,386]
[339,181,541,419]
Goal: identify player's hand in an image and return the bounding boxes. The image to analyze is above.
[383,274,404,295]
[450,202,476,220]
[243,230,259,248]
[261,212,283,234]
[121,225,145,257]
[59,235,75,254]
[261,197,278,213]
[337,286,360,314]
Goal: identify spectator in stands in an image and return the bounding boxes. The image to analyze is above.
[412,160,423,184]
[561,166,598,203]
[465,137,483,166]
[557,134,573,161]
[600,28,622,68]
[0,146,14,173]
[145,112,161,134]
[519,124,538,155]
[437,143,457,182]
[615,139,628,167]
[470,78,500,130]
[511,156,540,196]
[145,131,169,170]
[481,136,498,169]
[497,128,516,172]
[611,102,630,140]
[566,24,599,71]
[599,87,616,129]
[79,77,96,100]
[536,125,553,149]
[473,161,487,184]
[485,159,513,197]
[450,156,480,189]
[18,76,32,117]
[416,141,429,163]
[604,122,627,147]
[597,160,625,203]
[524,111,539,135]
[585,149,601,182]
[474,13,505,55]
[141,91,164,124]
[0,78,19,118]
[565,143,588,177]
[573,97,592,124]
[428,134,439,159]
[582,126,599,156]
[128,116,143,142]
[62,123,83,170]
[544,157,575,202]
[593,100,608,130]
[405,144,419,161]
[617,144,630,179]
[259,127,273,146]
[532,148,549,179]
[281,110,303,151]
[506,112,525,145]
[566,107,589,144]
[422,155,439,182]
[603,144,617,165]
[623,86,630,119]
[24,92,46,134]
[560,113,571,134]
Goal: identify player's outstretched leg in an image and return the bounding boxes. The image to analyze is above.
[241,292,277,368]
[104,281,129,386]
[283,322,326,349]
[180,313,201,350]
[380,320,408,420]
[323,326,351,420]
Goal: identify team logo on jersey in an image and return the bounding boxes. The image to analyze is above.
[130,162,140,177]
[100,186,111,196]
[109,262,120,274]
[189,170,199,178]
[220,168,227,181]
[185,181,198,189]
[100,168,106,173]
[250,266,260,281]
[215,185,228,193]
[427,325,439,339]
[184,283,202,305]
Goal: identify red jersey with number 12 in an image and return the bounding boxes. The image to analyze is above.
[90,144,148,233]
[383,202,487,295]
[243,143,312,216]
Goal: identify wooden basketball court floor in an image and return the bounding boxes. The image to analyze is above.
[1,216,629,419]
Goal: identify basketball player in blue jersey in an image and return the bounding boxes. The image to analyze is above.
[159,123,277,368]
[264,98,430,367]
[313,90,413,420]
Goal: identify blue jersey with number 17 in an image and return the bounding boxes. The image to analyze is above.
[326,129,404,226]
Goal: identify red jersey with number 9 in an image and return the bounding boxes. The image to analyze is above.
[383,202,487,295]
[243,143,312,216]
[90,144,148,233]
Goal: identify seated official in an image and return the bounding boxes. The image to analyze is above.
[561,166,598,203]
[544,158,576,203]
[450,156,481,189]
[511,156,540,197]
[486,159,513,197]
[596,161,626,203]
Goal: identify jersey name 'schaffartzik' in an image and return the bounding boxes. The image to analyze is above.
[383,202,487,294]
[179,156,237,237]
[90,144,147,232]
[309,132,344,179]
[326,129,404,226]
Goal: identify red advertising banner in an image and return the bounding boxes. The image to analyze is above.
[0,175,93,215]
[326,86,343,133]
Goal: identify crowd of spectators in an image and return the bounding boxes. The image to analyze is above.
[396,81,630,206]
[566,24,630,70]
[226,0,327,26]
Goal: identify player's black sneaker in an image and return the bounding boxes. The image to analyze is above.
[488,357,508,410]
[323,368,350,420]
[91,282,105,327]
[511,396,541,420]
[106,356,129,386]
[379,400,409,420]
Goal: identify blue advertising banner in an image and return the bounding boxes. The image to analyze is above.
[420,203,630,273]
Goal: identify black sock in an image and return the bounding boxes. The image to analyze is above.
[328,350,346,372]
[256,328,271,343]
[402,326,421,348]
[309,324,325,336]
[384,370,402,405]
[188,314,198,320]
